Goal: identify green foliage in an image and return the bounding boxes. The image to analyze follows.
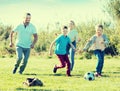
[102,0,120,54]
[103,0,120,20]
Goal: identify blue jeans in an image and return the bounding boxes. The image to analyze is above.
[66,41,76,71]
[14,46,30,73]
[94,50,104,74]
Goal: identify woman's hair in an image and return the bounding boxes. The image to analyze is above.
[70,20,75,25]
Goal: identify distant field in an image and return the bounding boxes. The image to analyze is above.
[0,55,120,91]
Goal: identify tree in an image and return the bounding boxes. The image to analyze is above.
[102,0,120,54]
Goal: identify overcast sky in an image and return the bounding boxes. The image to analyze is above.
[0,0,106,29]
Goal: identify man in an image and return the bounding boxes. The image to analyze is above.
[9,13,38,74]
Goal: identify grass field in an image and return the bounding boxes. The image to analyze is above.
[0,55,120,91]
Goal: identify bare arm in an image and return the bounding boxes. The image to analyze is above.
[9,31,14,47]
[49,40,55,56]
[31,33,38,49]
[70,43,76,51]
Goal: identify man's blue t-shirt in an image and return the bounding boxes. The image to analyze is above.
[13,23,37,48]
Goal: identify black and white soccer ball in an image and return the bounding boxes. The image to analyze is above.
[84,72,95,81]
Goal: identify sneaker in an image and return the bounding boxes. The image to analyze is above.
[13,68,17,74]
[94,72,102,77]
[67,74,72,77]
[19,71,22,74]
[53,65,57,73]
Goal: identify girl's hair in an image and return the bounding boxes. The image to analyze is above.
[26,13,31,16]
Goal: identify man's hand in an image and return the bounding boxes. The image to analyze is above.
[9,42,14,47]
[31,43,34,49]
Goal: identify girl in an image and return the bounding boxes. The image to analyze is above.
[83,24,109,77]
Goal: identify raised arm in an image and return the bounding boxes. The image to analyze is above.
[70,43,76,51]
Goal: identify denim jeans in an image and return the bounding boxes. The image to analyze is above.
[66,41,76,71]
[94,49,105,74]
[14,46,30,73]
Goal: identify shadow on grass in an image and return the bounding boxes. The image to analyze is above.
[16,87,65,91]
[23,73,37,76]
[23,73,83,78]
[103,71,120,77]
[16,87,52,91]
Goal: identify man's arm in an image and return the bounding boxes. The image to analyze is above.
[9,31,14,47]
[31,33,38,49]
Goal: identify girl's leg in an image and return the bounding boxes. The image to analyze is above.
[94,50,104,75]
[99,51,105,74]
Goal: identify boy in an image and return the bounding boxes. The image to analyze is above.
[49,26,76,76]
[83,24,109,77]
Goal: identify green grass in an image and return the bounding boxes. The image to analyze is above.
[0,55,120,91]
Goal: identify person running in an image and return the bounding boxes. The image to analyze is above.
[9,13,38,74]
[49,26,76,76]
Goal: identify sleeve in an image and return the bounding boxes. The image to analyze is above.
[55,35,61,43]
[68,37,71,44]
[13,25,19,32]
[83,35,96,51]
[103,34,109,47]
[75,31,79,42]
[32,25,37,34]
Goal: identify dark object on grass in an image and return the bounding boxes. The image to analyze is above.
[23,78,43,87]
[104,44,118,57]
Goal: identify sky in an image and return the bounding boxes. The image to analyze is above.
[0,0,107,30]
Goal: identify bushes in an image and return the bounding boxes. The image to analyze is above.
[0,21,120,57]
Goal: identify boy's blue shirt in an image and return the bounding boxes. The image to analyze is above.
[83,34,109,51]
[55,34,71,55]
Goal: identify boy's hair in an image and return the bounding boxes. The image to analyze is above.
[63,26,68,30]
[96,24,103,29]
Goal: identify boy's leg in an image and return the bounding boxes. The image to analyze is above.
[56,55,66,69]
[19,48,30,74]
[13,46,23,74]
[64,54,71,76]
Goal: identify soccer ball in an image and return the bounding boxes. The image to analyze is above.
[84,72,95,81]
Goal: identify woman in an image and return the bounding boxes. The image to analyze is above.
[67,20,80,71]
